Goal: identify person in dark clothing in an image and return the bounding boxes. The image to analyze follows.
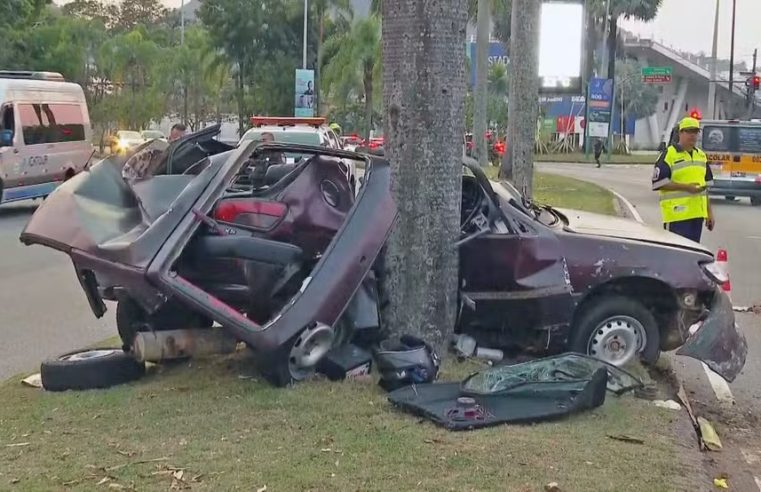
[593,139,605,167]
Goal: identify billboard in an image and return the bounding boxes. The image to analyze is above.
[295,69,315,117]
[587,78,613,138]
[467,42,508,87]
[538,0,584,94]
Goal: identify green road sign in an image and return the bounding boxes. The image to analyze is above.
[642,66,672,84]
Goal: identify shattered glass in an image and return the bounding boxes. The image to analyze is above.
[462,353,643,396]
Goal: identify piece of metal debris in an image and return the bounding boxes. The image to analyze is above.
[713,477,729,489]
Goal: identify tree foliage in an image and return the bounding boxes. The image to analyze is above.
[615,58,659,119]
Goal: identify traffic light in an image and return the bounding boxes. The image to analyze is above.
[754,75,760,90]
[689,108,702,120]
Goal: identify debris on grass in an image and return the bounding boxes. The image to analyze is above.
[544,482,561,491]
[5,442,30,447]
[697,417,723,451]
[20,373,42,388]
[606,434,645,445]
[713,476,729,489]
[653,400,682,411]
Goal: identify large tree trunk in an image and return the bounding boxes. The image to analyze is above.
[499,0,539,198]
[380,0,467,353]
[473,0,490,167]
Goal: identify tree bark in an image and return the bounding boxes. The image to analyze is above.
[380,0,467,353]
[473,0,490,167]
[499,0,539,198]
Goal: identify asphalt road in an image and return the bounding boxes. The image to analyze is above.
[539,162,761,488]
[0,201,114,379]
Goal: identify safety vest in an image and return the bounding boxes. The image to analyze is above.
[659,145,709,223]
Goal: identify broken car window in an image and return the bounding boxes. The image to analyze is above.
[461,353,643,395]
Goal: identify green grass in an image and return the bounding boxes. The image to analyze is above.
[0,350,684,491]
[535,152,657,165]
[484,168,618,216]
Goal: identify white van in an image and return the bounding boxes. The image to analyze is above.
[0,71,94,204]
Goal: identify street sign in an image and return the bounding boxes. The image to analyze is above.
[587,77,613,138]
[642,66,672,84]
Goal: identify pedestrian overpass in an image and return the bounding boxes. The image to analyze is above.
[623,34,761,149]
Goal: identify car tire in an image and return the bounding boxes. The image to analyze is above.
[726,195,737,201]
[40,348,145,392]
[569,295,660,366]
[751,197,761,206]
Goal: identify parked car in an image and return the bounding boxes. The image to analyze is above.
[140,129,167,142]
[19,137,746,389]
[110,130,145,154]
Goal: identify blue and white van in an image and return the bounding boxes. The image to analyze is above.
[0,71,94,204]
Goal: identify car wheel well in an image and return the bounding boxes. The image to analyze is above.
[574,277,678,336]
[64,168,76,180]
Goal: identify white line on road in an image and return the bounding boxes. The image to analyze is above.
[701,362,736,405]
[748,236,761,240]
[755,475,761,492]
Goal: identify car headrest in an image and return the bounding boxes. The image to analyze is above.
[264,163,298,186]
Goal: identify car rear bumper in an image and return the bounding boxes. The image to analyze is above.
[675,288,747,382]
[708,179,761,197]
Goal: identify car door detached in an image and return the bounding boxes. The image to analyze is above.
[458,211,575,352]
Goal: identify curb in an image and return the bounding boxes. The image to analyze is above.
[609,188,644,224]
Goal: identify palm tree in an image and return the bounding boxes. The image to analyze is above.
[313,0,353,115]
[592,0,662,78]
[467,0,510,167]
[322,15,381,140]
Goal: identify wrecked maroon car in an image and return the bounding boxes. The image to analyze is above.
[19,126,746,389]
[456,162,747,382]
[21,125,394,386]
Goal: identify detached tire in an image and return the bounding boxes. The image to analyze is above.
[569,296,660,367]
[40,348,145,392]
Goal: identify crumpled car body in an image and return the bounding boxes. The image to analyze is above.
[456,162,746,382]
[20,130,396,384]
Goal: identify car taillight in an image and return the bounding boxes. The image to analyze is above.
[214,199,287,229]
[755,175,761,184]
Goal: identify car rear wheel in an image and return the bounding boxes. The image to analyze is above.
[569,296,660,367]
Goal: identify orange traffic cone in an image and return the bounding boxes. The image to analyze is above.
[716,248,731,294]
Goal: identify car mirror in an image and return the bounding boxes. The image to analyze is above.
[0,129,12,147]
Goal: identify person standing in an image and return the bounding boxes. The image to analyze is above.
[651,116,715,243]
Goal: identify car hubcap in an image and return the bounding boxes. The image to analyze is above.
[288,323,335,381]
[63,349,120,362]
[587,316,646,367]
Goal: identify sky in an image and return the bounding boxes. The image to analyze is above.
[53,0,761,66]
[619,0,761,67]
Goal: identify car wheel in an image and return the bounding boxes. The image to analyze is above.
[751,197,761,206]
[260,322,345,387]
[40,348,145,392]
[569,296,660,366]
[726,195,737,201]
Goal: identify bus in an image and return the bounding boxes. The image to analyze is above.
[699,119,761,206]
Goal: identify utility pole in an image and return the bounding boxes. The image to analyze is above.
[728,0,737,116]
[747,49,758,119]
[180,0,185,45]
[707,0,719,119]
[303,0,309,69]
[500,0,540,198]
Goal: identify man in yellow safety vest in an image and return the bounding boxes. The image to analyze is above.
[651,116,715,243]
